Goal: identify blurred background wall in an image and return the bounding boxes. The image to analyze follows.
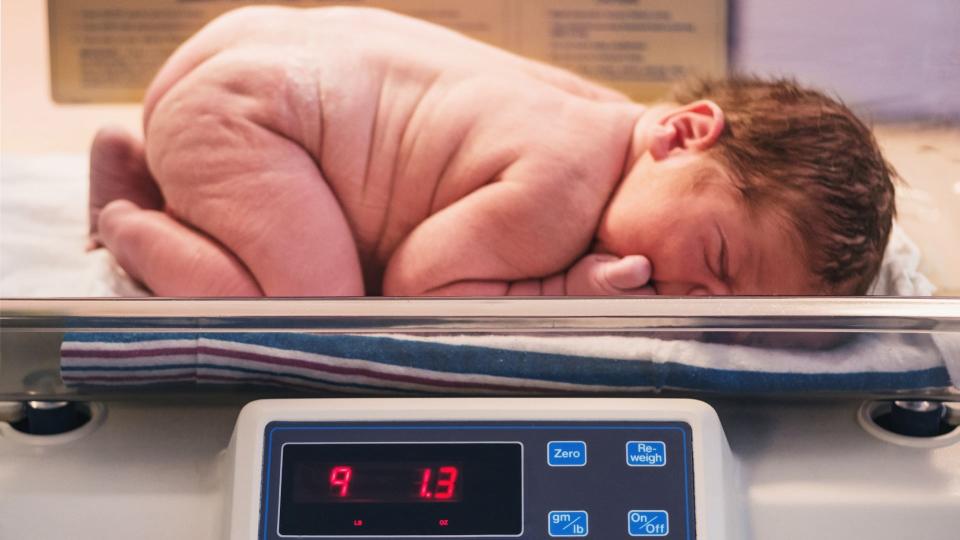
[1,0,141,154]
[730,0,960,122]
[2,0,958,153]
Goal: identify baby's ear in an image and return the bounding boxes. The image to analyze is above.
[649,100,725,160]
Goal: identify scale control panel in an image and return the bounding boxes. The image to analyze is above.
[256,421,695,539]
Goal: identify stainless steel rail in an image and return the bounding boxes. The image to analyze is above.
[2,297,959,333]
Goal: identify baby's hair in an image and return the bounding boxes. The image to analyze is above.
[670,76,897,295]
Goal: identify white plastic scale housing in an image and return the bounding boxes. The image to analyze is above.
[224,398,740,540]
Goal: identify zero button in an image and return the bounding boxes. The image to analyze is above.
[547,441,587,467]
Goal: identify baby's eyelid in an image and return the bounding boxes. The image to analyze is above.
[703,250,720,279]
[719,237,729,282]
[716,225,731,283]
[703,245,720,279]
[705,233,721,280]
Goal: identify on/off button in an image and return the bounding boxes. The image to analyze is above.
[628,510,669,536]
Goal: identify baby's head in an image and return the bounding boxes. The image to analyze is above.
[597,76,897,295]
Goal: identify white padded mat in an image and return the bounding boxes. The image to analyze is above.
[0,154,147,297]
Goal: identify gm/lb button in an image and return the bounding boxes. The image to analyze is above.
[547,441,587,466]
[628,510,669,536]
[548,510,588,537]
[626,441,666,467]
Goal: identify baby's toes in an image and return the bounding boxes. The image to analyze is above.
[89,126,163,237]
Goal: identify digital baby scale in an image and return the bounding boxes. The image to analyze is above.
[224,398,738,539]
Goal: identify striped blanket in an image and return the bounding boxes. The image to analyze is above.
[60,331,956,394]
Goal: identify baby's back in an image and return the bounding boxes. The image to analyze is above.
[142,6,640,293]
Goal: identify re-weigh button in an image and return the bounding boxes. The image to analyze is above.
[626,441,666,467]
[548,510,588,537]
[628,510,669,536]
[547,441,587,466]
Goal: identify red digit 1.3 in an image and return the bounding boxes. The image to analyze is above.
[330,466,352,497]
[419,468,433,498]
[435,466,459,500]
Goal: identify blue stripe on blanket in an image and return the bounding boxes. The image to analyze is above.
[66,332,200,343]
[61,333,952,393]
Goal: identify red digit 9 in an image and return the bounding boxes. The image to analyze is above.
[330,465,352,497]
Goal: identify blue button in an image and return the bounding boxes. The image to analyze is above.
[626,441,666,467]
[547,441,587,467]
[548,510,588,537]
[628,510,669,536]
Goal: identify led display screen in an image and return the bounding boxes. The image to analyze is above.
[278,443,523,536]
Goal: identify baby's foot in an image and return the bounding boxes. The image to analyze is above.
[88,126,163,249]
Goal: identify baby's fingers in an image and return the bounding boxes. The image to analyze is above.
[597,255,652,292]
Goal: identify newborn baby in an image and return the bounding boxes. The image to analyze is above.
[89,6,896,297]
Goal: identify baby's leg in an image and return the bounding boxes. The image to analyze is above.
[144,54,365,297]
[98,200,263,296]
[88,127,164,248]
[163,146,366,297]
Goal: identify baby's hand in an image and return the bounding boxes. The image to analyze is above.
[564,254,656,296]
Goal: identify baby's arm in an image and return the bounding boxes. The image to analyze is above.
[382,157,607,296]
[418,254,654,296]
[383,155,653,297]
